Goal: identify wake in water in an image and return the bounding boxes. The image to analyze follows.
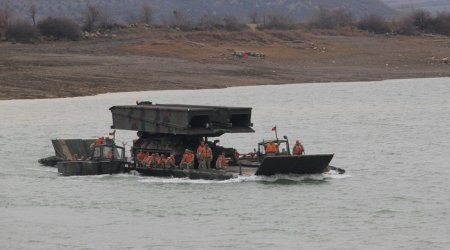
[136,171,351,184]
[43,169,350,183]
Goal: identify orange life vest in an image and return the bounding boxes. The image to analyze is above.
[144,155,152,165]
[201,147,212,158]
[293,144,304,155]
[95,137,104,145]
[167,156,176,166]
[197,145,204,155]
[266,143,277,154]
[137,152,145,161]
[217,155,227,167]
[183,153,194,163]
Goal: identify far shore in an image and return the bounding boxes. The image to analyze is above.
[1,28,449,100]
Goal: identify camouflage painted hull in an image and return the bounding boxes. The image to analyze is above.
[254,154,334,176]
[57,160,125,176]
[136,167,235,180]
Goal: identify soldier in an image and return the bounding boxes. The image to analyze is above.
[196,141,205,159]
[293,140,305,155]
[160,154,167,168]
[215,152,228,169]
[143,153,152,168]
[137,150,145,162]
[153,153,161,168]
[180,149,194,169]
[95,136,105,145]
[165,154,177,168]
[199,143,213,169]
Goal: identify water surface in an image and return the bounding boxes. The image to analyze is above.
[1,78,449,249]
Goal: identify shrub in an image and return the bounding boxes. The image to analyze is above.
[37,17,81,40]
[263,15,295,30]
[169,10,195,31]
[82,5,100,31]
[5,20,39,43]
[434,12,450,35]
[357,15,390,34]
[196,14,223,30]
[0,7,12,29]
[395,10,450,35]
[308,7,353,29]
[223,15,246,31]
[394,17,419,35]
[410,10,434,32]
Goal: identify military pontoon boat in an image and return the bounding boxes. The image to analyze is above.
[40,138,127,176]
[39,102,345,178]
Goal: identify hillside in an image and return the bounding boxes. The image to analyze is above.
[382,0,450,12]
[0,0,396,23]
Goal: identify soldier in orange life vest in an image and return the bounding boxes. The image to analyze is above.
[143,153,152,167]
[197,141,205,159]
[137,150,146,162]
[216,152,228,169]
[293,140,305,155]
[265,141,278,155]
[95,136,104,145]
[159,154,167,168]
[180,149,194,169]
[199,143,213,169]
[151,153,160,168]
[165,154,177,168]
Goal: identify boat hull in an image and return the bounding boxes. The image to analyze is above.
[255,154,333,176]
[136,168,235,180]
[57,160,125,176]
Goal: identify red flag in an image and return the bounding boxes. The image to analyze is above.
[272,126,277,131]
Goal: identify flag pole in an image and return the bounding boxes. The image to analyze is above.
[273,126,278,141]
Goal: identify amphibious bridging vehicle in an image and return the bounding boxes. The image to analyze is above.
[110,102,342,178]
[40,102,344,178]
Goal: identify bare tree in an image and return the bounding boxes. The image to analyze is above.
[0,6,12,29]
[28,3,37,25]
[260,13,295,30]
[308,6,353,29]
[248,10,259,24]
[170,10,194,31]
[196,14,222,30]
[5,19,40,43]
[141,4,153,24]
[82,5,101,31]
[126,12,139,25]
[97,6,115,29]
[434,11,450,35]
[357,14,390,34]
[411,10,433,31]
[223,15,245,31]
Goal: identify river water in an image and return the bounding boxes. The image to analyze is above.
[1,78,449,249]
